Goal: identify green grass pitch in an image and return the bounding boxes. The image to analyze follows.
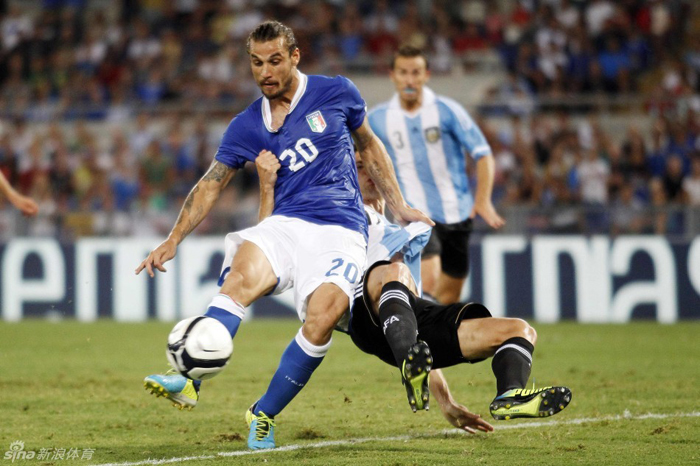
[1,320,698,465]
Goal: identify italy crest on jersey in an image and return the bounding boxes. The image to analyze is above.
[306,110,327,133]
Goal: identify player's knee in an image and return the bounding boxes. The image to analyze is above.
[220,267,259,305]
[504,318,537,346]
[304,287,348,345]
[225,268,243,286]
[380,262,411,288]
[526,322,538,346]
[302,316,335,345]
[479,318,537,352]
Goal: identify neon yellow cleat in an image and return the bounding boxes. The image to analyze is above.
[490,386,572,420]
[401,341,432,412]
[144,370,200,410]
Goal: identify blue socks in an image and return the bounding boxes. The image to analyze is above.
[255,328,331,417]
[187,295,244,390]
[204,294,245,339]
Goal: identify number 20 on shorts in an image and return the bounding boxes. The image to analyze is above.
[325,258,359,284]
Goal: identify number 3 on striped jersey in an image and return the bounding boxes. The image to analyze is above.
[279,138,319,172]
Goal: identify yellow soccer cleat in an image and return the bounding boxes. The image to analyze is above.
[490,386,572,420]
[401,341,432,412]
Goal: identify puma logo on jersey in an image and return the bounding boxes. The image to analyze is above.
[383,316,399,334]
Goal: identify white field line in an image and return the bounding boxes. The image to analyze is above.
[93,411,700,466]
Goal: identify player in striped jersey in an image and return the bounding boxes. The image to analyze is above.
[368,45,505,304]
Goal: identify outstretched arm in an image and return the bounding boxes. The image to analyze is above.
[471,155,505,229]
[429,369,494,434]
[135,160,236,277]
[255,150,280,222]
[352,119,434,226]
[0,171,38,216]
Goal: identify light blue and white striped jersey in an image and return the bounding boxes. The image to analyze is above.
[336,204,431,333]
[368,87,492,224]
[364,205,432,293]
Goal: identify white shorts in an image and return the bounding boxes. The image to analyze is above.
[220,215,367,322]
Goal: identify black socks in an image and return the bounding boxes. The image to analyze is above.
[491,336,534,395]
[377,282,418,368]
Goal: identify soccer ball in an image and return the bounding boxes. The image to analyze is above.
[166,316,233,380]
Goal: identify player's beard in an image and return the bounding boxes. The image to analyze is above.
[261,72,294,100]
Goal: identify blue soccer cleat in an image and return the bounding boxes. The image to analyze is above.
[245,403,276,449]
[144,370,200,410]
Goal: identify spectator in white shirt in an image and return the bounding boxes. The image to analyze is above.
[682,158,700,205]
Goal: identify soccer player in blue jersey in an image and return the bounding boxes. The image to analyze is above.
[368,45,505,304]
[136,21,431,450]
[257,147,571,428]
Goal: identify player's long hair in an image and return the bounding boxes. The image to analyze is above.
[246,20,298,55]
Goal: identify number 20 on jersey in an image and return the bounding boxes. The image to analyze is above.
[280,138,319,172]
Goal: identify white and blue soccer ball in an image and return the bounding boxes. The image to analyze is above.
[166,316,233,381]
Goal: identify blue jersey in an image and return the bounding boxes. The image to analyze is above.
[368,87,491,225]
[215,71,368,237]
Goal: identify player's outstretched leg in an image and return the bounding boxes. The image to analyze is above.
[144,370,201,410]
[488,335,571,420]
[401,340,432,412]
[203,294,245,339]
[143,294,243,409]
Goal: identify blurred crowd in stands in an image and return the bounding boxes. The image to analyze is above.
[0,0,699,238]
[2,108,699,238]
[0,0,696,117]
[0,114,263,238]
[482,112,700,235]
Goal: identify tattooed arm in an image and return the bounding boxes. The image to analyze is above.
[136,160,236,277]
[352,118,433,226]
[171,161,236,243]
